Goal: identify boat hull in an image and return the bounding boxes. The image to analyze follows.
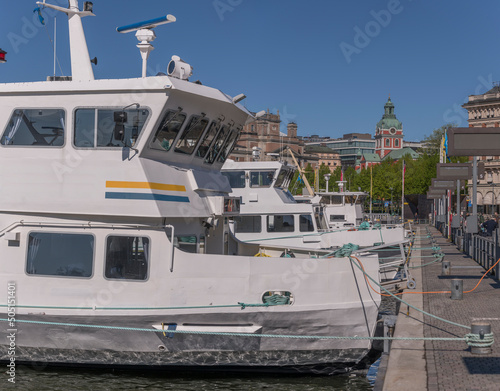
[0,306,377,375]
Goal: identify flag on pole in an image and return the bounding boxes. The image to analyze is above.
[340,170,344,181]
[403,160,406,178]
[34,7,45,26]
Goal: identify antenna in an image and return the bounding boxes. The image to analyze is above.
[36,0,95,81]
[117,15,176,78]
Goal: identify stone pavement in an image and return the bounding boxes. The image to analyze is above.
[383,225,500,391]
[422,226,500,391]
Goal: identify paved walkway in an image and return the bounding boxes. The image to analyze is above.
[383,225,500,391]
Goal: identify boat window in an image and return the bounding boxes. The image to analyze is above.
[330,215,346,222]
[195,121,220,158]
[26,232,94,278]
[299,215,315,232]
[174,115,209,155]
[235,216,261,233]
[267,215,294,232]
[217,128,241,163]
[315,207,329,230]
[250,171,275,188]
[205,125,229,164]
[274,169,289,188]
[174,235,197,253]
[2,109,65,147]
[74,108,150,148]
[222,171,246,188]
[151,110,187,152]
[105,236,149,280]
[320,195,343,205]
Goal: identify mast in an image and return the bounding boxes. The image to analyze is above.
[36,0,95,81]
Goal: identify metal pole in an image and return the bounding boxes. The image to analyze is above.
[473,157,478,217]
[457,180,460,216]
[401,160,405,222]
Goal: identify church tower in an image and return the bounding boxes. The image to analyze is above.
[375,96,403,158]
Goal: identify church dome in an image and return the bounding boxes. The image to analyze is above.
[376,97,402,130]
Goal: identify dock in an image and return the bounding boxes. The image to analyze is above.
[379,225,500,391]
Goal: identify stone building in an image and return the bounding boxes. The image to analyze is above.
[462,83,500,213]
[304,144,341,171]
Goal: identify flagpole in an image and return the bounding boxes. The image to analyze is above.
[401,160,405,223]
[370,165,372,219]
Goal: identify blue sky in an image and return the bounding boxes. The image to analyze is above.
[1,0,499,141]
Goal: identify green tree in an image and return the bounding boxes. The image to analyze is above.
[423,123,456,154]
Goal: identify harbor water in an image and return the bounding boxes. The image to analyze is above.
[9,366,372,390]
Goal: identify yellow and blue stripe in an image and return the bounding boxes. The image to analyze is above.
[105,181,190,203]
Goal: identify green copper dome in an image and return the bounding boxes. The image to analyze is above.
[376,97,402,130]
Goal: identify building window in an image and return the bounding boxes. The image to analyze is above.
[385,138,390,146]
[2,109,65,147]
[267,215,294,232]
[27,232,94,278]
[235,216,262,233]
[395,139,399,147]
[105,236,149,280]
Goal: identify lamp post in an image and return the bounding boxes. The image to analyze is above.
[324,173,331,193]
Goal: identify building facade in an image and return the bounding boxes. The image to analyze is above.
[462,84,500,213]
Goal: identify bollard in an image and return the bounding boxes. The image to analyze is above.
[442,261,451,276]
[470,322,492,355]
[451,279,463,300]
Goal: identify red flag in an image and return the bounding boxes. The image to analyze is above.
[403,161,406,177]
[340,170,344,181]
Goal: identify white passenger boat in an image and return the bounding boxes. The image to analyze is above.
[222,160,407,250]
[0,1,382,374]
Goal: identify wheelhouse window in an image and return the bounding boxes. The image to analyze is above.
[74,108,150,148]
[299,215,315,232]
[250,171,275,188]
[217,128,241,163]
[174,115,209,155]
[151,109,186,152]
[26,232,94,278]
[267,215,294,232]
[2,109,65,147]
[195,121,220,158]
[205,125,229,164]
[105,236,149,280]
[174,235,197,253]
[330,214,346,222]
[235,216,261,233]
[222,171,246,188]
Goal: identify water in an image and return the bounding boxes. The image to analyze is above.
[10,366,372,390]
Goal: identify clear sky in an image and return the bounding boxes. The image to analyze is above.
[1,0,499,141]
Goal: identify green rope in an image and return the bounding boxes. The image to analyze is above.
[348,256,471,330]
[465,333,494,348]
[0,301,286,311]
[358,222,370,231]
[0,318,471,343]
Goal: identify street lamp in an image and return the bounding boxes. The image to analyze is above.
[324,173,331,193]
